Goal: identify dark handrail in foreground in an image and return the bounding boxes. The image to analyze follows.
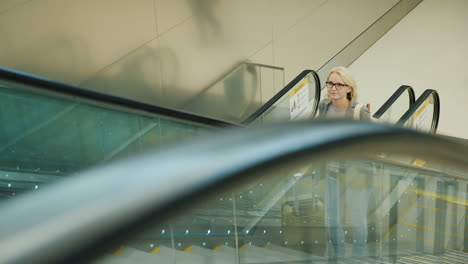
[242,70,321,124]
[373,85,416,119]
[397,89,440,134]
[0,67,235,128]
[0,121,466,264]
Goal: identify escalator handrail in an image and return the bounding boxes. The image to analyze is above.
[0,66,235,128]
[241,69,321,124]
[372,85,416,119]
[0,121,466,264]
[0,66,320,128]
[396,89,440,134]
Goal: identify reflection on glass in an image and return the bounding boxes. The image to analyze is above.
[259,72,318,124]
[94,151,467,263]
[182,63,285,124]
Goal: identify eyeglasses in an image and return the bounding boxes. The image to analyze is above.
[326,81,349,90]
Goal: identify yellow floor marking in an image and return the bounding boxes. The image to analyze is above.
[297,182,311,187]
[415,204,466,218]
[213,245,221,251]
[271,195,287,201]
[444,221,467,231]
[296,181,325,191]
[402,221,464,239]
[255,180,284,209]
[112,247,124,256]
[183,246,193,253]
[239,244,247,250]
[412,189,468,207]
[382,196,418,241]
[151,247,161,254]
[412,159,426,167]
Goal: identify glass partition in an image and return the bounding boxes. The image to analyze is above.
[399,91,439,134]
[181,63,285,124]
[0,80,213,201]
[250,71,320,125]
[373,85,415,124]
[93,150,467,263]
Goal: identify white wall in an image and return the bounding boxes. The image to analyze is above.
[349,0,468,138]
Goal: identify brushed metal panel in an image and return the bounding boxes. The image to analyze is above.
[0,0,30,14]
[225,0,272,57]
[249,43,277,103]
[82,40,164,107]
[0,0,156,85]
[181,63,262,123]
[274,0,399,83]
[248,43,285,96]
[154,0,192,35]
[158,0,272,107]
[0,0,413,120]
[271,0,326,39]
[249,42,274,67]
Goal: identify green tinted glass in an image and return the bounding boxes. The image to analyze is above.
[0,82,212,200]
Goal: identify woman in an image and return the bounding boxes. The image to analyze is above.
[317,66,370,121]
[318,66,372,257]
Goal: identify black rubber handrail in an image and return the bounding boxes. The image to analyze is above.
[1,66,321,128]
[242,69,321,124]
[0,121,466,264]
[372,85,416,119]
[396,89,440,134]
[0,67,235,128]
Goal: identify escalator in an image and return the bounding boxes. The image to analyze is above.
[0,66,322,199]
[0,67,459,264]
[0,65,440,199]
[0,121,466,264]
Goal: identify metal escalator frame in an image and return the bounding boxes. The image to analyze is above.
[0,66,322,128]
[372,85,416,119]
[0,121,467,264]
[241,70,321,125]
[396,89,440,134]
[0,66,442,173]
[0,66,234,128]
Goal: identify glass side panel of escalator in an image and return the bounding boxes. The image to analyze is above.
[375,87,414,125]
[93,148,468,263]
[0,81,212,201]
[249,71,319,126]
[401,93,437,133]
[181,63,285,124]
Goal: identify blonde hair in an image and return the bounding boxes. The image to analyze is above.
[326,66,358,102]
